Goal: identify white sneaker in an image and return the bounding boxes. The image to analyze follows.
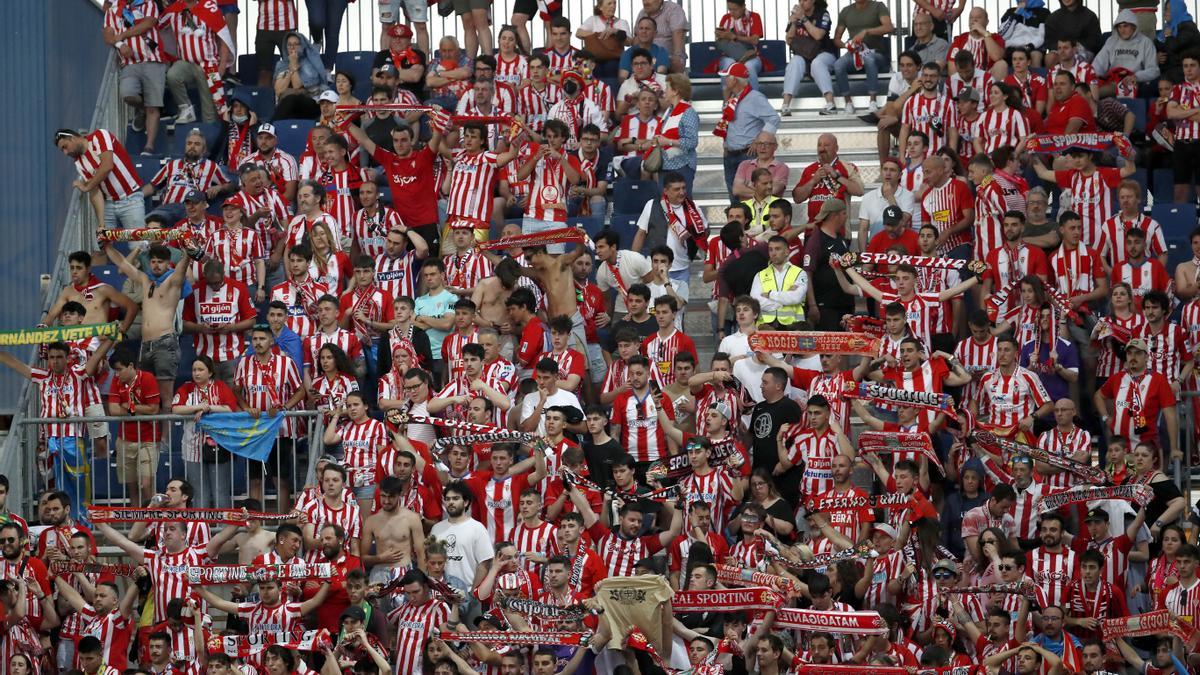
[819,103,837,115]
[844,101,857,115]
[175,104,197,124]
[780,104,792,117]
[868,99,879,114]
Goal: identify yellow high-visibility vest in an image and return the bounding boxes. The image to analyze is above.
[757,264,806,325]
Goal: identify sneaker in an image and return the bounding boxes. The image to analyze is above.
[1152,127,1174,152]
[175,104,197,124]
[780,105,792,117]
[819,103,837,115]
[868,99,879,114]
[844,101,857,115]
[140,149,156,156]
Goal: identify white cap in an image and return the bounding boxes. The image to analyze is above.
[317,90,339,103]
[257,123,277,137]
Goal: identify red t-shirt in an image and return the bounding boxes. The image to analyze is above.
[1044,93,1096,135]
[865,228,921,273]
[516,316,547,370]
[371,146,439,226]
[107,370,163,442]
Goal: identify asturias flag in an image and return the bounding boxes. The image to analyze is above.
[197,412,284,462]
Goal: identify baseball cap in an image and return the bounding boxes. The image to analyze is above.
[957,87,981,103]
[1125,338,1149,353]
[222,195,245,210]
[183,190,207,204]
[872,523,898,540]
[317,90,339,104]
[1084,508,1110,522]
[257,123,277,137]
[712,400,733,420]
[882,205,904,225]
[813,198,847,222]
[388,23,414,39]
[932,558,959,575]
[561,71,586,88]
[718,62,751,79]
[340,606,367,622]
[378,63,399,75]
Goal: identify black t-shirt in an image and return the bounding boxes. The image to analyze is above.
[748,396,803,473]
[364,118,400,166]
[805,228,854,309]
[581,437,623,488]
[372,47,428,100]
[606,315,657,352]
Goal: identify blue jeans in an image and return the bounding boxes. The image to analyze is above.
[306,0,350,68]
[105,192,147,232]
[719,56,762,89]
[185,459,233,508]
[522,216,566,253]
[784,53,837,97]
[827,51,889,97]
[48,437,90,525]
[669,267,690,284]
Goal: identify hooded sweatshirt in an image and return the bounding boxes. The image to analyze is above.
[1093,10,1162,80]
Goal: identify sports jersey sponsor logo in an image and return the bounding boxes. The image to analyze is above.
[201,302,234,314]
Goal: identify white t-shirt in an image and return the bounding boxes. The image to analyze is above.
[859,185,917,240]
[429,517,495,587]
[596,250,651,314]
[617,72,668,103]
[519,388,583,435]
[886,72,914,100]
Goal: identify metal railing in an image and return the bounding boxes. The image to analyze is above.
[12,410,324,520]
[234,0,1200,66]
[0,50,124,515]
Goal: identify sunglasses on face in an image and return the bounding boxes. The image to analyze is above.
[998,564,1015,571]
[932,571,956,579]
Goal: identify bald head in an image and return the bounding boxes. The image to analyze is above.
[816,134,838,162]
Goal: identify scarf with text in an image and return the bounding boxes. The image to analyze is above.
[478,227,586,251]
[673,586,785,612]
[49,560,138,577]
[0,321,121,347]
[186,562,333,585]
[857,431,945,474]
[971,430,1108,484]
[1092,317,1134,345]
[749,331,881,356]
[440,630,589,646]
[714,565,799,595]
[843,315,886,338]
[839,251,988,275]
[499,596,588,622]
[766,542,880,571]
[87,506,298,525]
[845,382,954,413]
[770,608,888,635]
[209,628,331,657]
[98,226,203,248]
[714,85,751,139]
[805,491,920,513]
[1101,609,1198,645]
[1034,483,1152,514]
[939,580,1041,602]
[644,441,743,482]
[401,413,539,444]
[1024,132,1133,157]
[661,194,707,244]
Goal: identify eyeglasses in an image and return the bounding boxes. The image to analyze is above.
[0,537,16,543]
[403,383,424,392]
[932,571,956,579]
[998,564,1015,571]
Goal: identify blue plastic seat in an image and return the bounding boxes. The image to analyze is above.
[334,51,376,92]
[688,42,720,78]
[273,119,316,158]
[1152,168,1175,206]
[758,40,787,76]
[612,179,657,216]
[1151,202,1197,239]
[231,85,276,122]
[132,154,166,187]
[1119,97,1146,133]
[610,215,640,250]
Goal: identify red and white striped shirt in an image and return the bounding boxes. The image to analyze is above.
[146,520,212,551]
[161,4,221,66]
[878,290,940,349]
[338,417,390,488]
[1006,72,1049,111]
[1099,213,1167,268]
[1162,578,1200,623]
[1009,481,1045,540]
[151,159,226,204]
[949,33,1004,70]
[303,497,362,545]
[234,186,290,240]
[442,329,481,377]
[144,545,211,623]
[353,206,403,260]
[680,468,735,529]
[447,149,501,226]
[319,167,368,242]
[611,389,675,462]
[75,129,141,201]
[1080,534,1134,589]
[1056,168,1122,247]
[784,427,840,499]
[1050,243,1104,312]
[495,53,528,89]
[1169,80,1200,141]
[538,349,586,396]
[1037,426,1091,490]
[525,142,582,222]
[242,148,299,197]
[914,268,958,335]
[729,537,767,570]
[974,177,1007,261]
[616,113,658,158]
[206,226,265,286]
[236,601,303,633]
[984,244,1050,314]
[77,604,134,670]
[30,365,90,438]
[545,47,578,78]
[1053,58,1097,87]
[389,599,451,673]
[586,80,615,117]
[509,520,558,573]
[1135,321,1193,381]
[183,280,256,361]
[979,366,1051,428]
[374,251,419,303]
[256,0,298,31]
[921,178,974,255]
[518,82,564,134]
[643,329,698,387]
[602,359,630,397]
[1026,547,1078,607]
[1111,258,1172,309]
[465,471,533,542]
[865,549,906,608]
[443,250,494,290]
[902,92,953,155]
[590,523,665,577]
[1100,369,1176,442]
[815,486,872,541]
[234,352,304,436]
[976,107,1029,154]
[305,328,363,371]
[271,276,330,338]
[286,212,345,252]
[1096,313,1145,378]
[947,69,993,100]
[104,1,163,65]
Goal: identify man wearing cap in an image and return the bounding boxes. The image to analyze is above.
[717,61,780,199]
[912,558,984,637]
[1071,503,1147,591]
[864,205,919,269]
[947,87,984,166]
[1096,337,1179,457]
[547,72,609,152]
[805,199,857,331]
[241,123,299,205]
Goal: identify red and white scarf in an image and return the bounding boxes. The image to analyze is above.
[662,194,706,242]
[673,587,784,612]
[88,506,298,524]
[772,608,889,635]
[208,628,330,657]
[714,85,751,139]
[440,630,588,646]
[50,560,138,577]
[651,101,692,159]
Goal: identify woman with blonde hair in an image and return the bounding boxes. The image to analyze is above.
[308,221,352,293]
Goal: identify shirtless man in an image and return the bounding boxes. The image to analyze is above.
[471,257,524,331]
[233,503,279,565]
[523,239,591,353]
[360,475,426,585]
[105,244,187,412]
[44,250,139,333]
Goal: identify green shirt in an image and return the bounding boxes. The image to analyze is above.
[838,0,889,51]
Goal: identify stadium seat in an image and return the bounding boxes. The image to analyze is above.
[231,85,276,122]
[1119,98,1146,133]
[758,41,787,76]
[124,129,148,156]
[334,51,376,94]
[688,42,720,78]
[1152,168,1174,205]
[238,53,279,82]
[1151,202,1197,238]
[612,179,657,216]
[132,155,166,186]
[273,119,316,158]
[610,214,640,249]
[172,121,224,158]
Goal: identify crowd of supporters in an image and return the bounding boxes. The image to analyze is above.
[10,0,1200,674]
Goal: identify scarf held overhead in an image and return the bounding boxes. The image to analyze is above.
[1033,484,1153,514]
[186,563,333,585]
[749,331,881,356]
[839,251,988,275]
[971,430,1109,484]
[857,431,945,474]
[1024,133,1133,156]
[714,565,799,595]
[209,628,331,657]
[49,560,139,577]
[845,382,955,413]
[440,630,590,646]
[770,608,888,635]
[88,506,298,525]
[644,440,743,482]
[673,587,785,612]
[477,227,587,251]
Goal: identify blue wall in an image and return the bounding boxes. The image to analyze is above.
[0,0,108,409]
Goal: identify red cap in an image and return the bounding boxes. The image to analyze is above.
[222,195,244,210]
[561,71,586,87]
[718,62,751,79]
[388,23,414,39]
